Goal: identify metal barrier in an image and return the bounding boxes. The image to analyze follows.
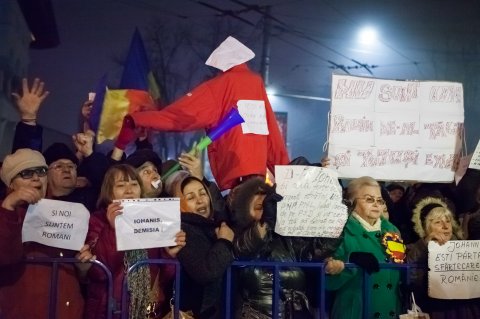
[24,257,114,319]
[121,259,419,319]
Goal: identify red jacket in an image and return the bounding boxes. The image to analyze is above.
[0,204,84,319]
[131,64,290,190]
[85,209,175,319]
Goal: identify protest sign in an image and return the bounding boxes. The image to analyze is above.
[115,198,180,251]
[468,140,480,170]
[274,165,348,238]
[22,199,90,251]
[428,240,480,299]
[237,100,269,135]
[327,74,464,182]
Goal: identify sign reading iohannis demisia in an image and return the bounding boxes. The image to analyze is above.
[327,74,464,182]
[22,199,90,251]
[115,198,180,251]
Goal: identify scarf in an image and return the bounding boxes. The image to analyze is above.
[352,211,382,232]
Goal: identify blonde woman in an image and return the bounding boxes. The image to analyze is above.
[407,196,479,318]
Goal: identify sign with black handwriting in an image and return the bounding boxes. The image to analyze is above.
[274,165,347,238]
[428,240,480,299]
[115,198,180,251]
[22,199,90,250]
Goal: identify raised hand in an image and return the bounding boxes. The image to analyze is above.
[178,150,203,180]
[12,78,50,120]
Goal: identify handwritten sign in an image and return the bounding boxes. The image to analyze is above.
[115,198,180,251]
[469,140,480,170]
[274,165,348,238]
[237,100,269,135]
[327,74,464,182]
[428,240,480,299]
[22,199,90,251]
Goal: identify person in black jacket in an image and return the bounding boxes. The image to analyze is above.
[176,176,235,319]
[229,177,344,319]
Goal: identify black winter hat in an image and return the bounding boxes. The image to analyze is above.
[43,143,79,166]
[125,149,162,174]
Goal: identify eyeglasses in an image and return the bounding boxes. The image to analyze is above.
[357,196,386,206]
[16,166,48,179]
[49,163,77,171]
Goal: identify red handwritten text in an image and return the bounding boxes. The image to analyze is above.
[378,83,419,103]
[334,79,375,99]
[331,115,374,133]
[429,86,462,103]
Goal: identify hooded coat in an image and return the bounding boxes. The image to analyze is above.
[230,178,340,318]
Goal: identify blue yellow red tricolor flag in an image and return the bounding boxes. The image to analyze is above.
[90,28,159,144]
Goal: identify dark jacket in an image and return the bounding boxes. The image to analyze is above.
[177,212,234,319]
[233,221,339,319]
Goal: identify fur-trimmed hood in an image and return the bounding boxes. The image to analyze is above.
[412,196,462,239]
[229,177,273,232]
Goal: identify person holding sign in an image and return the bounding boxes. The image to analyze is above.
[327,176,405,319]
[0,148,93,319]
[407,197,479,318]
[85,164,186,319]
[229,177,344,319]
[175,176,235,318]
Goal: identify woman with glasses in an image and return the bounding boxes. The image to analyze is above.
[327,176,405,319]
[0,148,92,319]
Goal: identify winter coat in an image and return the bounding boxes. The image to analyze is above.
[85,209,175,319]
[176,212,234,319]
[233,221,340,318]
[0,203,84,319]
[406,239,480,319]
[130,63,290,190]
[327,215,403,319]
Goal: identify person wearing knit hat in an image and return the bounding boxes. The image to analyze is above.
[0,148,47,208]
[406,197,480,318]
[125,148,163,198]
[0,147,93,319]
[43,142,79,200]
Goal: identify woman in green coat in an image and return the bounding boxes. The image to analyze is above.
[327,176,405,319]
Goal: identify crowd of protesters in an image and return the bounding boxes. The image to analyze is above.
[1,39,480,319]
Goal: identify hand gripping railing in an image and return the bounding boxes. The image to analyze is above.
[24,257,114,319]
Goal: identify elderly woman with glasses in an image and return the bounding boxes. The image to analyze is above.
[327,176,405,319]
[0,148,92,319]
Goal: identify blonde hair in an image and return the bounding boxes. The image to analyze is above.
[412,197,462,239]
[346,176,380,203]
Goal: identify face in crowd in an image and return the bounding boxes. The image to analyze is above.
[182,178,211,219]
[388,188,404,203]
[426,209,453,242]
[47,159,77,194]
[11,166,48,198]
[249,193,266,222]
[354,185,386,225]
[112,171,142,201]
[137,161,162,198]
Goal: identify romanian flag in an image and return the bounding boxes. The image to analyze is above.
[90,28,159,144]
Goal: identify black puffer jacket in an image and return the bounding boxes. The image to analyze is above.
[230,178,341,318]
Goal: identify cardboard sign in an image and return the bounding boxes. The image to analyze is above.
[22,199,90,251]
[428,240,480,299]
[274,165,348,238]
[327,74,464,182]
[115,198,180,251]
